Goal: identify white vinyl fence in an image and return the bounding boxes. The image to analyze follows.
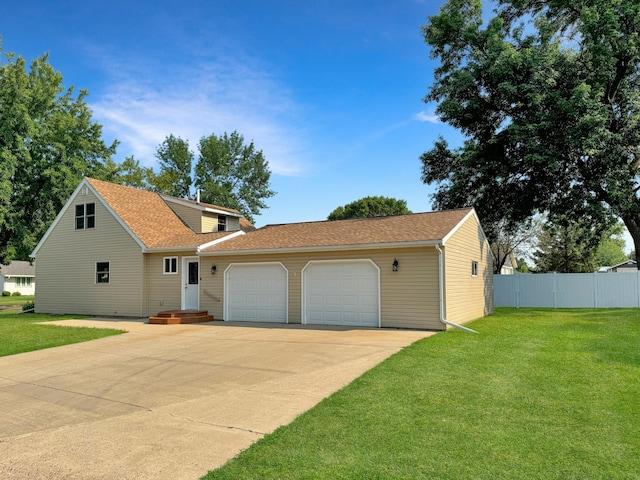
[495,272,640,308]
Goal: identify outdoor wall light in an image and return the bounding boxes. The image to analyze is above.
[392,258,399,272]
[211,264,217,274]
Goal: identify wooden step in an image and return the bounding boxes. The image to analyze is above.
[148,310,214,325]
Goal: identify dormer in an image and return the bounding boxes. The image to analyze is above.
[160,195,244,233]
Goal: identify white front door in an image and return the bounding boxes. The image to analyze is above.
[182,257,199,310]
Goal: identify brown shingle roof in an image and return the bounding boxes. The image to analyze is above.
[86,178,242,249]
[201,208,473,253]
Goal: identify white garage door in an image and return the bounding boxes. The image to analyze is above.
[303,260,380,327]
[225,264,287,322]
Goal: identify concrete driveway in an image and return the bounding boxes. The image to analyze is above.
[0,319,434,480]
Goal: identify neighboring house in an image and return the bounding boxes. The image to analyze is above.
[499,253,517,275]
[608,260,637,273]
[31,178,494,330]
[0,261,36,295]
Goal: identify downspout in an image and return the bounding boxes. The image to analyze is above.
[435,243,478,333]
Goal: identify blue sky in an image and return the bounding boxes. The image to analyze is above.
[1,0,467,228]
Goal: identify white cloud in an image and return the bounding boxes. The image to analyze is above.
[414,110,440,123]
[90,51,309,176]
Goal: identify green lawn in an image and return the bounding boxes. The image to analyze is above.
[0,294,34,307]
[0,309,124,357]
[204,308,640,480]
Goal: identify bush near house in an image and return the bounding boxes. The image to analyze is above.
[11,291,21,296]
[2,291,10,296]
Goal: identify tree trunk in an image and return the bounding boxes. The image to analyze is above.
[622,214,640,270]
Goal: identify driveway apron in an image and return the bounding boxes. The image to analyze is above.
[0,319,434,480]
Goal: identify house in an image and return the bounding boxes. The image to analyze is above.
[0,261,36,295]
[609,260,637,273]
[31,178,493,330]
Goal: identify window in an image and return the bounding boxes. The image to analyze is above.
[164,257,178,274]
[16,277,32,287]
[218,215,227,232]
[471,261,478,277]
[96,262,110,284]
[75,203,95,230]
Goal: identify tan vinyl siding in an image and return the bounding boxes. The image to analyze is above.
[200,246,442,330]
[201,213,217,233]
[443,214,494,325]
[142,252,193,316]
[202,213,240,233]
[35,190,144,316]
[166,202,201,232]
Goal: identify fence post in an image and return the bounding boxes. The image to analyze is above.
[553,272,557,308]
[516,273,520,308]
[593,272,598,308]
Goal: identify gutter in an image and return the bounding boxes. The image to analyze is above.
[197,239,443,256]
[435,243,478,334]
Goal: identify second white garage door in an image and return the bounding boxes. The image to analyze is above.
[303,260,380,327]
[225,263,288,322]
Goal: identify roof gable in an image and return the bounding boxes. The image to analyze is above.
[32,178,247,256]
[201,208,475,254]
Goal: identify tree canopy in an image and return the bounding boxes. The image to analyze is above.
[194,131,275,224]
[151,135,193,198]
[533,219,627,272]
[0,49,117,262]
[327,196,412,221]
[421,0,640,264]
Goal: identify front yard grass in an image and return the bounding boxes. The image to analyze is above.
[0,294,34,307]
[0,310,124,357]
[205,308,640,479]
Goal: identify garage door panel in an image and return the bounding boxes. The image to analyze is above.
[226,264,288,323]
[304,261,379,327]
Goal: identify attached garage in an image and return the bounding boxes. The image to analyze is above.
[303,260,380,327]
[224,263,288,322]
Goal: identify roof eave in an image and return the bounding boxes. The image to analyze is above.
[160,195,243,218]
[198,239,442,256]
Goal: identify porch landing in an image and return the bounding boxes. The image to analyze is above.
[148,310,214,325]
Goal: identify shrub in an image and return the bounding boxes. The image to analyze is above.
[22,301,35,312]
[2,291,10,296]
[11,291,22,296]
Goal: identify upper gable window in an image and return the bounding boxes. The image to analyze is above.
[471,261,478,277]
[75,203,95,230]
[218,215,227,232]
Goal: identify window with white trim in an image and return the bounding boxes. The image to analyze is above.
[96,262,110,284]
[75,203,95,230]
[218,215,227,232]
[164,257,178,274]
[16,277,32,287]
[471,261,478,277]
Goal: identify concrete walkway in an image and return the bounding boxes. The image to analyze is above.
[0,319,434,480]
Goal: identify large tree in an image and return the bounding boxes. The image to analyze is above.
[327,196,412,221]
[0,49,117,262]
[420,0,640,265]
[151,134,193,198]
[534,218,627,272]
[195,131,275,223]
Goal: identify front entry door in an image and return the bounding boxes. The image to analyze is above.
[182,257,199,310]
